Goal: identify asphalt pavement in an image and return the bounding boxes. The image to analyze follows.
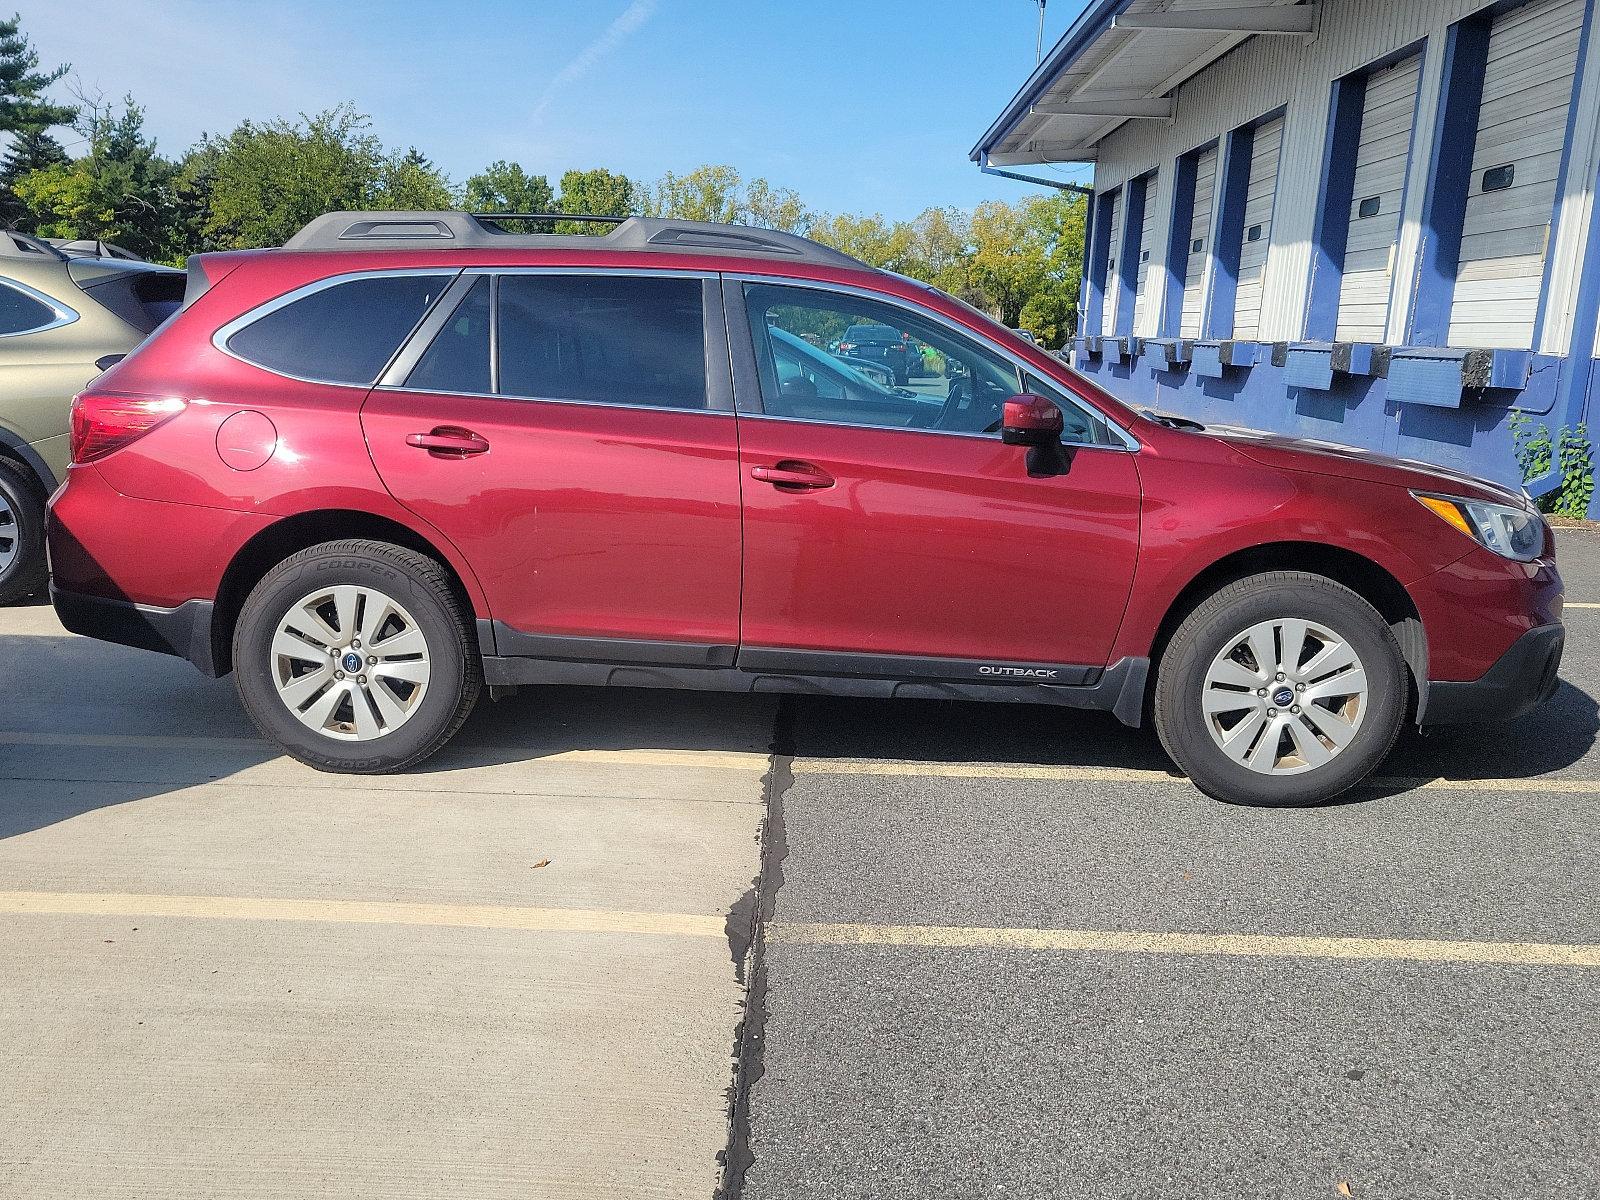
[739,529,1600,1199]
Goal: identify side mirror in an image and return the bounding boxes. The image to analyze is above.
[1001,394,1064,447]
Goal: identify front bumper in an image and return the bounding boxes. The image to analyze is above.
[51,585,220,676]
[1422,623,1563,725]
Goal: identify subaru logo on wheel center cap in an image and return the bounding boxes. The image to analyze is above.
[342,652,363,673]
[1273,687,1294,707]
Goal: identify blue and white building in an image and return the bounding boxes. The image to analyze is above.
[972,0,1600,504]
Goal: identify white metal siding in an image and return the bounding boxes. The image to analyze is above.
[1089,0,1513,345]
[1448,0,1584,348]
[1132,174,1160,331]
[1233,116,1283,340]
[1336,52,1423,342]
[1101,190,1123,335]
[1180,147,1217,338]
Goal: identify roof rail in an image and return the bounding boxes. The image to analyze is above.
[0,230,67,261]
[43,237,145,261]
[281,210,865,268]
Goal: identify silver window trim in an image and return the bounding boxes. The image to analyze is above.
[210,268,463,388]
[0,277,79,338]
[730,272,1140,452]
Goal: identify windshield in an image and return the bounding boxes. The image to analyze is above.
[843,325,898,343]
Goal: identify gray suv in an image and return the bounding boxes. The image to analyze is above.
[0,232,183,602]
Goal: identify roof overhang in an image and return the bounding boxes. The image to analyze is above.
[972,0,1317,171]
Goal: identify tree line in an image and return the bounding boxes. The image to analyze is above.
[0,15,1086,344]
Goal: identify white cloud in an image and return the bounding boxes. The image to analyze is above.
[529,0,657,123]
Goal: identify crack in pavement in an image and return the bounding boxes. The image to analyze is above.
[716,697,796,1200]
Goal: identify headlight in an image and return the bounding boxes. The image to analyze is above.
[1413,492,1545,561]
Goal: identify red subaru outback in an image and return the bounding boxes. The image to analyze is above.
[48,211,1563,806]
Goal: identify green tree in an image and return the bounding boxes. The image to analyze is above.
[373,147,453,210]
[743,177,811,234]
[192,105,385,249]
[645,165,812,233]
[0,13,75,137]
[463,159,554,214]
[1016,191,1086,345]
[0,124,65,226]
[14,95,181,259]
[555,167,635,234]
[810,211,915,271]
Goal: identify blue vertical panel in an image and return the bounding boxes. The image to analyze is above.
[1160,153,1198,337]
[1082,188,1117,341]
[1407,13,1492,347]
[1204,125,1255,340]
[1305,73,1368,340]
[1114,174,1149,337]
[1077,187,1098,336]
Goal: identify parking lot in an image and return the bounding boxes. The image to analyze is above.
[3,533,1599,1199]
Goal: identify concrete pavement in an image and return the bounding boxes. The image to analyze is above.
[0,606,775,1199]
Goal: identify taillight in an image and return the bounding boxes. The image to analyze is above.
[838,341,856,352]
[70,392,188,464]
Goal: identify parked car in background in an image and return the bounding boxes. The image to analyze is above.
[0,232,184,603]
[51,211,1561,807]
[836,322,916,385]
[1011,328,1037,344]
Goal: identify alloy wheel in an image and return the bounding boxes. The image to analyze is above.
[1201,618,1369,775]
[270,584,431,741]
[0,492,16,575]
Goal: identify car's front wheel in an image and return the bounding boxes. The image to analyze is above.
[233,539,481,772]
[0,458,47,605]
[1153,571,1407,806]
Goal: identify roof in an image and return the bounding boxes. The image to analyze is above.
[972,0,1314,168]
[282,211,866,269]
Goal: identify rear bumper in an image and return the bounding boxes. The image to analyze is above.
[1422,623,1563,726]
[51,585,220,676]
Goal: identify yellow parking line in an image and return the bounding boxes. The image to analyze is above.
[9,891,1592,968]
[0,890,728,939]
[4,732,1596,793]
[770,921,1600,967]
[0,731,768,770]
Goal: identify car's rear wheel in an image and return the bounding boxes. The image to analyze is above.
[233,539,480,772]
[1153,571,1406,806]
[0,458,47,606]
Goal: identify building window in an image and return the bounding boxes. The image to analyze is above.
[1357,196,1381,219]
[1247,224,1263,243]
[1482,164,1515,193]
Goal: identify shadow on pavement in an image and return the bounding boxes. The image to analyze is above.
[4,615,1598,839]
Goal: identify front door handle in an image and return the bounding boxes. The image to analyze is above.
[751,461,834,490]
[406,427,490,457]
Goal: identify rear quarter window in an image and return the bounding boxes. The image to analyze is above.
[224,273,450,385]
[80,270,186,334]
[0,279,68,335]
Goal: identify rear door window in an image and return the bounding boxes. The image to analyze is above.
[225,273,450,385]
[406,276,491,394]
[0,279,66,335]
[497,274,708,410]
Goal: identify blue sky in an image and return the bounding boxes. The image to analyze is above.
[18,0,1094,220]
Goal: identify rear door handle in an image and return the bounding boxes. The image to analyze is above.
[406,427,490,457]
[751,461,834,490]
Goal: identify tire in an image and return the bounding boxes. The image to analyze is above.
[0,458,47,606]
[232,539,481,773]
[1153,571,1406,807]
